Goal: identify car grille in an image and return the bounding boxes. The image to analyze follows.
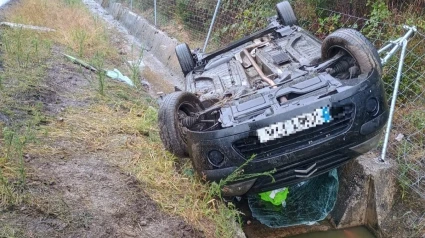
[251,150,351,192]
[232,104,355,160]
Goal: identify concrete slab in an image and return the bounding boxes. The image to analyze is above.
[104,1,183,79]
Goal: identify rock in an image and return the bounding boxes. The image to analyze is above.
[232,220,246,238]
[140,80,150,89]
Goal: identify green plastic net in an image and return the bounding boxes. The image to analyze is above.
[248,169,338,228]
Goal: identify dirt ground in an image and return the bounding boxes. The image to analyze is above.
[0,1,203,237]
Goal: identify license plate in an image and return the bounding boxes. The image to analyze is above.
[257,107,332,143]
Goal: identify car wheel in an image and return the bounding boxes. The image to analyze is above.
[321,28,382,77]
[175,43,195,76]
[276,1,297,26]
[158,91,204,157]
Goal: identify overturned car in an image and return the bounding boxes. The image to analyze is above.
[158,1,388,196]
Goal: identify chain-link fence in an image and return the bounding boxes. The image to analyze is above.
[115,0,425,200]
[115,0,282,51]
[298,6,425,200]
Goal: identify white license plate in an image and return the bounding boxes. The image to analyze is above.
[257,107,332,143]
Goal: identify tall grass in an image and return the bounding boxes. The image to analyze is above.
[0,123,37,206]
[91,51,107,96]
[5,0,119,60]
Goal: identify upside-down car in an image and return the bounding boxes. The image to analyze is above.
[158,1,388,196]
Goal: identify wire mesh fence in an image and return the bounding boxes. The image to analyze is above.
[296,6,425,199]
[114,0,425,199]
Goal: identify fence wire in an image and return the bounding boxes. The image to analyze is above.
[299,7,425,200]
[115,0,425,200]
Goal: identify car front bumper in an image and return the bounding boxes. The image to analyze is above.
[187,70,389,195]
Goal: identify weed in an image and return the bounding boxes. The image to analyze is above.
[0,104,41,207]
[0,167,14,204]
[127,45,144,88]
[3,127,16,161]
[64,0,81,6]
[407,110,425,131]
[363,0,391,38]
[209,155,275,199]
[0,74,3,90]
[205,155,276,237]
[91,51,107,96]
[317,14,342,36]
[73,29,88,58]
[138,106,159,141]
[395,139,425,200]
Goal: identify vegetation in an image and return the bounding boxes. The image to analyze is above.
[2,0,425,237]
[117,0,425,235]
[0,0,257,237]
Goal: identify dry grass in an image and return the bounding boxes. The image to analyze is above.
[5,0,119,61]
[26,87,239,237]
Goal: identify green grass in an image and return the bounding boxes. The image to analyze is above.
[90,51,107,96]
[0,22,51,207]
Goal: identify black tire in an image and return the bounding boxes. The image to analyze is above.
[158,91,203,157]
[321,28,382,76]
[276,1,297,26]
[175,43,195,76]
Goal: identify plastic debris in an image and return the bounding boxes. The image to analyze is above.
[63,54,97,72]
[248,169,338,228]
[0,22,55,32]
[395,133,404,142]
[259,187,289,206]
[63,54,135,87]
[105,69,135,87]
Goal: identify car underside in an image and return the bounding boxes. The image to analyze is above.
[158,1,389,196]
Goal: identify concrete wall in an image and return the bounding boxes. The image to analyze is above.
[97,0,183,79]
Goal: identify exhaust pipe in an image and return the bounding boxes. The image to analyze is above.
[243,42,288,103]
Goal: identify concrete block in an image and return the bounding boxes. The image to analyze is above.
[109,3,123,20]
[330,158,369,228]
[360,156,396,236]
[244,154,396,237]
[330,153,396,237]
[103,0,183,78]
[122,11,139,33]
[100,0,109,8]
[134,18,156,50]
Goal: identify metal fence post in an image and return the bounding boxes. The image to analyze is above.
[203,0,221,52]
[154,0,157,26]
[380,39,409,162]
[130,0,133,10]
